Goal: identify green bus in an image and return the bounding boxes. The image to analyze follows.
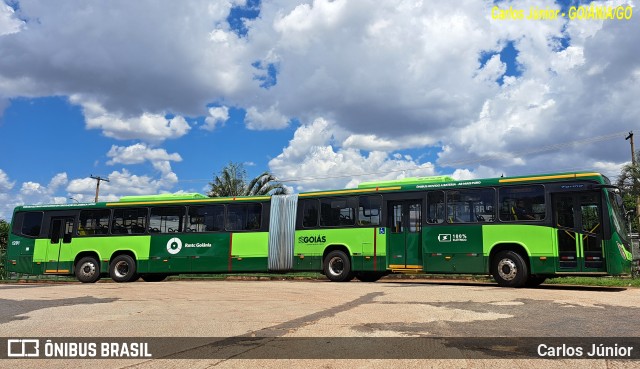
[4,171,634,287]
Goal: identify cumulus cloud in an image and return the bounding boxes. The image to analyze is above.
[245,104,289,130]
[106,143,182,165]
[0,171,69,219]
[71,96,191,143]
[0,0,254,117]
[0,168,15,191]
[0,0,637,199]
[202,106,230,131]
[269,118,437,191]
[66,168,178,202]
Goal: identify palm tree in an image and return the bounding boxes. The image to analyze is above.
[208,162,289,197]
[246,171,288,196]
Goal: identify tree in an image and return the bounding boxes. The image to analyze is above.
[0,218,9,280]
[616,151,640,233]
[208,162,288,197]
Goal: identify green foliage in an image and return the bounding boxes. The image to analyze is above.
[0,219,8,280]
[208,162,288,197]
[616,152,640,233]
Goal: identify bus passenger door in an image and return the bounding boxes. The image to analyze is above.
[552,192,605,272]
[387,200,423,270]
[45,216,75,273]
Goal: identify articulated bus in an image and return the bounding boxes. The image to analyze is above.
[4,172,633,287]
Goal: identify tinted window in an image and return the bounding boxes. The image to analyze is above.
[150,207,185,233]
[187,205,224,232]
[358,195,381,226]
[447,189,495,223]
[21,212,43,237]
[301,199,319,228]
[111,208,148,234]
[226,203,262,231]
[320,197,356,227]
[78,209,110,236]
[499,185,545,221]
[426,191,445,224]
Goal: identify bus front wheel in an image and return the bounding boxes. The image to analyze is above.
[110,255,138,283]
[75,256,101,283]
[323,250,353,282]
[491,250,528,288]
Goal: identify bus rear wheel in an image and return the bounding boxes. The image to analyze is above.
[141,274,168,282]
[323,250,353,282]
[110,254,138,283]
[491,250,528,288]
[75,256,101,283]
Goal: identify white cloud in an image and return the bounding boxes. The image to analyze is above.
[67,168,178,201]
[0,168,15,191]
[269,118,437,191]
[0,172,69,219]
[0,0,637,190]
[0,3,23,36]
[245,104,289,130]
[0,1,253,117]
[106,143,182,165]
[202,106,230,131]
[71,96,191,143]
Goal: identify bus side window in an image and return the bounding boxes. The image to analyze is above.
[499,185,545,222]
[426,191,445,224]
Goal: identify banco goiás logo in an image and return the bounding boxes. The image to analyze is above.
[298,235,326,244]
[167,237,182,254]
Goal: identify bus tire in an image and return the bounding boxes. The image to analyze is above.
[110,254,138,283]
[141,274,168,282]
[355,272,384,282]
[75,256,101,283]
[324,250,353,282]
[524,276,546,288]
[491,250,528,288]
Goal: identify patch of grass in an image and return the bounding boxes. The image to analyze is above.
[543,276,640,287]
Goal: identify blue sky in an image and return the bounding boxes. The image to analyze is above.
[0,0,638,219]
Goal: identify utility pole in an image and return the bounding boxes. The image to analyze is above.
[626,131,636,165]
[90,175,110,203]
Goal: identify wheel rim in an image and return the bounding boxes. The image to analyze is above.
[328,256,344,277]
[114,260,129,278]
[497,258,517,281]
[78,261,96,279]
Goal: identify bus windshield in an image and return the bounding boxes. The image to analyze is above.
[607,189,630,242]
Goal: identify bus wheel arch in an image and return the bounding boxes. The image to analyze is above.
[109,251,139,283]
[322,245,354,282]
[74,253,101,283]
[489,243,530,288]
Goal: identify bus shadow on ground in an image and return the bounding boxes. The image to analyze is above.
[381,279,628,292]
[0,297,118,325]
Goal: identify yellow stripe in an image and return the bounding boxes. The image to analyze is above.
[44,269,69,273]
[498,172,600,183]
[389,264,422,269]
[300,186,401,197]
[107,196,271,206]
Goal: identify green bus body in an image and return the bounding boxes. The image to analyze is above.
[5,172,634,287]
